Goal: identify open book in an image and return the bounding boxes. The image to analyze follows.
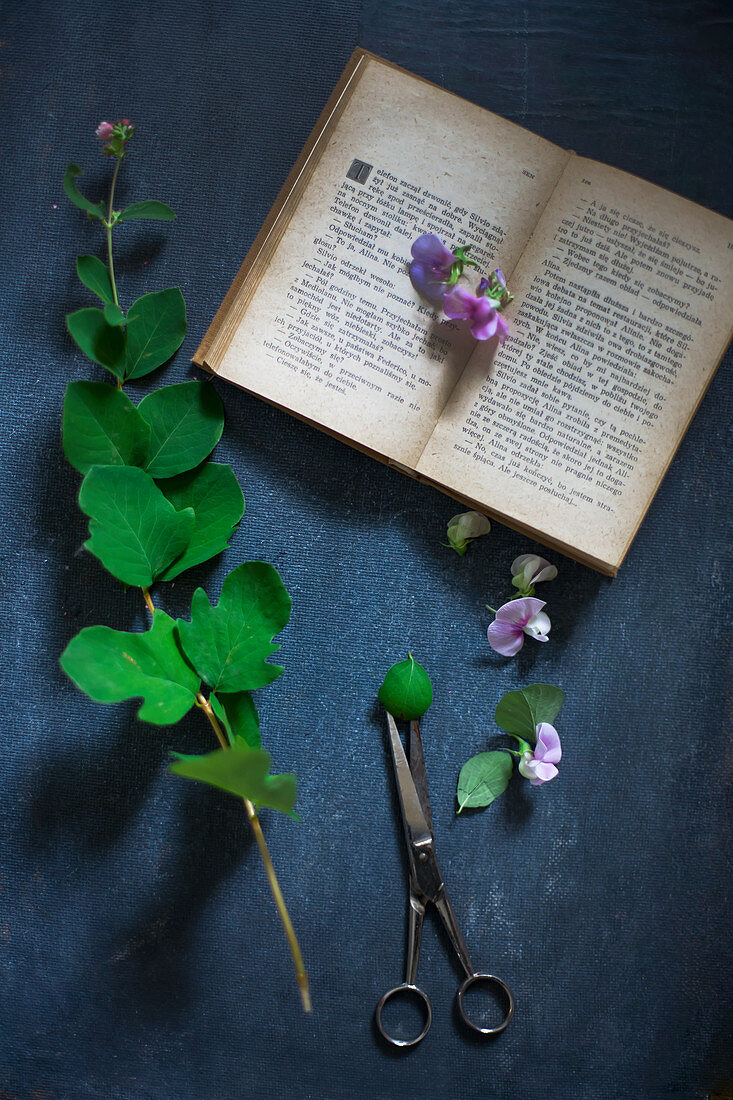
[194,49,732,574]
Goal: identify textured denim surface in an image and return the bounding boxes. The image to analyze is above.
[0,2,731,1098]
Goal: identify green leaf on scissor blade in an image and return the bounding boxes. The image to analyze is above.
[117,199,177,222]
[155,461,243,579]
[456,751,512,812]
[495,684,564,741]
[62,381,150,474]
[63,163,106,219]
[378,655,433,720]
[66,307,126,377]
[138,381,224,478]
[79,465,195,586]
[76,255,114,304]
[60,610,200,725]
[124,287,186,380]
[171,742,298,817]
[210,691,261,748]
[177,562,291,694]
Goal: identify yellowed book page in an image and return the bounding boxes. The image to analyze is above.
[418,157,733,568]
[213,55,569,467]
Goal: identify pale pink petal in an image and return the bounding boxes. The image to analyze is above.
[495,315,510,344]
[528,761,559,785]
[471,308,499,341]
[442,285,475,321]
[487,619,524,656]
[535,722,562,764]
[496,597,546,627]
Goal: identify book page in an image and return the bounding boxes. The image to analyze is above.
[418,157,733,570]
[211,55,569,467]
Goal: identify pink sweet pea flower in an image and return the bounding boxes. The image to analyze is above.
[409,234,458,302]
[487,597,551,656]
[442,286,510,342]
[518,722,562,785]
[95,121,115,141]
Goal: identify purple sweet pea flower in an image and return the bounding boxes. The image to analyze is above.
[518,722,562,785]
[442,286,510,343]
[409,234,457,303]
[487,597,551,656]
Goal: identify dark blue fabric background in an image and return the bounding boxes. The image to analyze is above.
[0,2,730,1097]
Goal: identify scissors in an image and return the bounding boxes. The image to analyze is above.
[376,714,514,1047]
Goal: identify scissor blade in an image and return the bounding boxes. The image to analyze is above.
[386,713,432,847]
[409,720,433,835]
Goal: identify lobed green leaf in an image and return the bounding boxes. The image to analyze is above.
[62,381,150,474]
[378,655,433,720]
[124,287,186,380]
[456,751,513,812]
[177,562,291,694]
[210,691,261,748]
[138,381,225,479]
[171,741,298,817]
[63,163,106,219]
[66,307,126,377]
[76,255,114,304]
[60,610,200,724]
[79,464,195,586]
[156,462,244,580]
[117,199,177,222]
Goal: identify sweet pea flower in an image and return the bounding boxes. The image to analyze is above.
[518,722,561,785]
[487,597,551,656]
[409,234,458,302]
[446,510,491,555]
[95,121,115,141]
[442,286,510,343]
[511,554,558,597]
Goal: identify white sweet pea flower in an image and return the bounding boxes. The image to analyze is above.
[446,511,491,556]
[511,554,558,596]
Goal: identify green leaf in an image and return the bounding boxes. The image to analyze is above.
[177,562,291,694]
[117,199,177,222]
[63,163,105,219]
[456,751,513,812]
[171,742,298,817]
[494,683,565,740]
[210,691,261,748]
[66,307,126,377]
[103,302,125,327]
[124,287,187,380]
[494,689,536,740]
[378,655,433,720]
[62,381,150,474]
[156,462,244,580]
[138,381,224,478]
[76,255,113,304]
[79,465,195,586]
[60,610,200,725]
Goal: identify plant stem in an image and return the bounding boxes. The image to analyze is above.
[106,157,122,308]
[195,691,312,1013]
[141,587,155,615]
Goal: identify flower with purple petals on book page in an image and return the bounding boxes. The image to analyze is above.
[409,233,458,302]
[443,286,510,342]
[487,597,551,656]
[518,722,562,785]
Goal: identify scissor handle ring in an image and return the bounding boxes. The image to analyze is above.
[457,973,514,1035]
[375,983,432,1048]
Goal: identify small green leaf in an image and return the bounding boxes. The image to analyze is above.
[79,465,195,586]
[378,655,433,720]
[62,381,150,474]
[171,742,298,817]
[117,199,177,222]
[494,689,536,740]
[138,381,224,478]
[66,307,126,377]
[103,302,125,327]
[210,691,261,748]
[495,683,565,740]
[157,462,244,580]
[456,751,513,812]
[124,287,187,380]
[177,562,291,694]
[76,255,114,304]
[60,610,200,724]
[63,163,105,219]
